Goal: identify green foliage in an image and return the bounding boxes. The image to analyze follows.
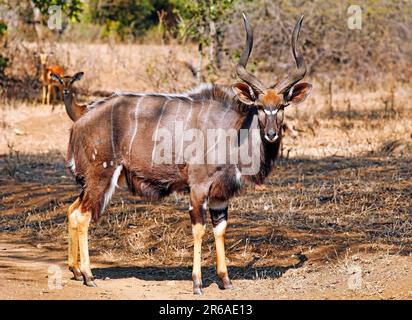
[88,0,170,39]
[0,21,7,76]
[32,0,84,22]
[171,0,234,45]
[0,55,9,75]
[0,21,6,37]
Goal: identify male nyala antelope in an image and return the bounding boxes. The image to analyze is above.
[65,14,312,294]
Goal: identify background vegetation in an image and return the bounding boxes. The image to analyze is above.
[1,0,411,95]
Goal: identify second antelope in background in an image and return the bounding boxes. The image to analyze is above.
[63,14,312,295]
[39,52,64,105]
[51,72,87,121]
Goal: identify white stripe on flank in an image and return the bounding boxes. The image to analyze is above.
[203,99,212,122]
[197,99,205,119]
[128,96,144,164]
[151,98,170,166]
[183,100,193,130]
[110,104,116,157]
[205,106,231,157]
[174,100,181,123]
[102,164,123,213]
[180,100,193,158]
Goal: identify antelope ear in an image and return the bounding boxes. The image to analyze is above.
[285,82,312,104]
[72,72,84,82]
[50,73,63,84]
[232,82,258,105]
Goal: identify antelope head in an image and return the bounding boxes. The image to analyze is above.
[233,14,312,143]
[51,72,84,96]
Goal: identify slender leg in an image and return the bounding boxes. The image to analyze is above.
[47,84,51,105]
[192,223,206,295]
[67,198,82,281]
[51,85,56,106]
[189,189,208,295]
[58,85,63,103]
[42,86,46,104]
[209,199,233,289]
[77,206,96,287]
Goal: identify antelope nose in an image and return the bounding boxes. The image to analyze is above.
[265,130,278,143]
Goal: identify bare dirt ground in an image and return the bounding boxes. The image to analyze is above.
[0,86,411,300]
[1,235,411,300]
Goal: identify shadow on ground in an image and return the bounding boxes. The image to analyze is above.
[92,253,307,288]
[1,151,411,267]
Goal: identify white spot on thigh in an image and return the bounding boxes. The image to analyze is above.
[92,154,96,161]
[68,155,76,173]
[110,161,113,166]
[202,199,208,210]
[102,165,123,213]
[103,162,107,168]
[236,167,242,183]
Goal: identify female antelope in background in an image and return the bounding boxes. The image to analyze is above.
[50,72,87,121]
[39,52,64,105]
[64,14,312,295]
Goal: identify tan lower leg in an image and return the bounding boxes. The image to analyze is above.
[67,198,81,280]
[213,220,233,288]
[42,86,46,104]
[77,208,95,286]
[192,223,206,294]
[47,85,51,105]
[213,220,228,277]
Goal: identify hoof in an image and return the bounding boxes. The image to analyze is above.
[69,267,83,281]
[82,274,97,287]
[222,282,234,290]
[192,277,203,295]
[220,276,234,290]
[193,286,204,295]
[85,279,97,287]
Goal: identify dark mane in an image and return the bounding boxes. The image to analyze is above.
[87,93,119,110]
[187,84,249,114]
